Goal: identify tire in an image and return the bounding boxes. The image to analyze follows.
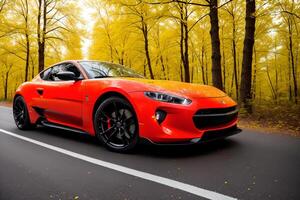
[13,96,34,130]
[94,96,139,153]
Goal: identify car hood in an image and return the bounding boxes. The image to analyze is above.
[121,78,227,98]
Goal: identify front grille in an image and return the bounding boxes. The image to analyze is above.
[196,106,237,115]
[193,106,238,129]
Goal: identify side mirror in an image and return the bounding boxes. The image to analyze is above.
[56,71,79,81]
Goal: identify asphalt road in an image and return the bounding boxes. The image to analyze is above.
[0,106,299,200]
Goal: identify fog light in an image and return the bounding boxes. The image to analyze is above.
[155,110,167,124]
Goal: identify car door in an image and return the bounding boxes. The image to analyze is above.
[41,63,84,130]
[30,67,52,110]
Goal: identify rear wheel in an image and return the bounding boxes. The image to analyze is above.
[94,97,139,152]
[13,96,33,130]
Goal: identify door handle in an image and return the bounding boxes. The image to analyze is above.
[37,88,44,95]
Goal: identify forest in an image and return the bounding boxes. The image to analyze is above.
[0,0,299,119]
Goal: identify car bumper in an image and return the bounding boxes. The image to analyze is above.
[143,125,242,145]
[128,92,240,143]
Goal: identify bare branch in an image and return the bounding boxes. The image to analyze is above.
[188,13,208,32]
[188,0,232,32]
[45,26,70,34]
[44,36,64,41]
[0,48,26,61]
[282,10,300,20]
[0,0,6,13]
[144,0,210,7]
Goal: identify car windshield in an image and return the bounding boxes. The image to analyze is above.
[79,61,144,79]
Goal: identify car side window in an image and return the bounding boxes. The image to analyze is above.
[40,68,52,80]
[48,65,63,81]
[65,63,83,79]
[47,63,83,81]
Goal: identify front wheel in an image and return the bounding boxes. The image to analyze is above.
[94,97,139,153]
[13,96,34,130]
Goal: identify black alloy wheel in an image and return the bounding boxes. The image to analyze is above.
[94,97,139,152]
[13,96,33,130]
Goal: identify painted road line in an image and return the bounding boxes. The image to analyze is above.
[0,128,237,200]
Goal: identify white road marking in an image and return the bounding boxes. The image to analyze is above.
[0,128,237,200]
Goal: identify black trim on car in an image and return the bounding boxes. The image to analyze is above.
[193,106,238,129]
[200,125,241,142]
[40,120,88,135]
[142,125,241,146]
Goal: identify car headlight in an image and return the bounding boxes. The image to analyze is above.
[144,91,192,105]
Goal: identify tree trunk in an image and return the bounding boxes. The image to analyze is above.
[31,55,35,79]
[288,19,298,104]
[24,0,30,82]
[205,48,209,84]
[239,0,256,112]
[183,3,190,83]
[143,59,146,77]
[180,64,183,81]
[191,51,195,82]
[37,0,42,72]
[229,70,234,97]
[165,57,170,80]
[160,55,167,80]
[4,64,12,100]
[4,71,9,100]
[209,0,223,90]
[177,2,190,83]
[201,43,206,84]
[38,42,45,72]
[156,26,166,80]
[227,9,239,99]
[288,52,292,101]
[221,27,226,91]
[225,4,238,98]
[183,20,190,82]
[142,21,154,79]
[266,65,276,101]
[232,28,239,100]
[180,13,185,82]
[274,40,278,103]
[252,46,257,99]
[37,0,46,73]
[25,34,30,81]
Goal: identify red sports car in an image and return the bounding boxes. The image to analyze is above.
[13,60,241,152]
